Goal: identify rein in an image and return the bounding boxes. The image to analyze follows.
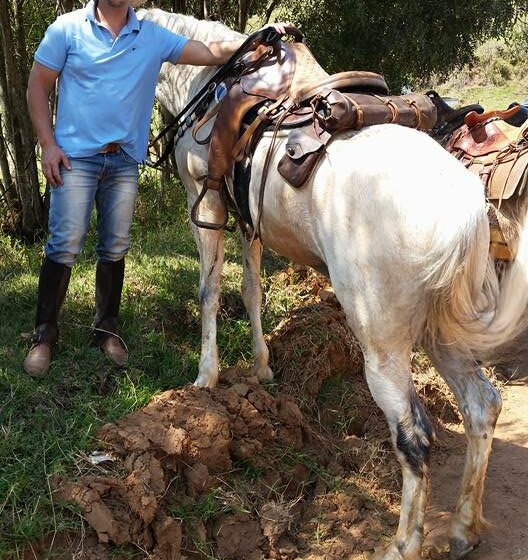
[146,26,292,169]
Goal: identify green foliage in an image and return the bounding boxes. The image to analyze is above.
[433,17,528,108]
[282,0,522,90]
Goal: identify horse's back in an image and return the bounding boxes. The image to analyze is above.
[253,124,487,266]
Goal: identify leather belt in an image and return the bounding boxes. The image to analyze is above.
[99,142,120,154]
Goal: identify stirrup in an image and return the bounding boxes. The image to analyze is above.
[190,181,229,230]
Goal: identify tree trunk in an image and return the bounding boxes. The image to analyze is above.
[238,0,256,32]
[264,0,281,23]
[173,0,186,14]
[0,117,17,225]
[56,0,75,15]
[0,0,44,237]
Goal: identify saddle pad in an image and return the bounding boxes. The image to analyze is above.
[487,147,528,200]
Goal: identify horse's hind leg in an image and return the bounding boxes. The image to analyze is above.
[192,225,225,388]
[240,236,273,381]
[429,351,502,559]
[362,345,434,560]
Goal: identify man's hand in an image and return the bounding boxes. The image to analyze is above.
[260,22,291,37]
[41,143,71,187]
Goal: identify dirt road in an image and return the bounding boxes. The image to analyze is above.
[425,382,528,560]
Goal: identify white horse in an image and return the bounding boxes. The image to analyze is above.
[144,9,528,560]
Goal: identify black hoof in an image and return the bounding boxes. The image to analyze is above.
[449,537,480,560]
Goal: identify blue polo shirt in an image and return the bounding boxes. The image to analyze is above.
[34,1,188,162]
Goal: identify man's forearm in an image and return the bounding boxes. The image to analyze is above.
[207,40,245,64]
[27,78,56,148]
[178,38,246,66]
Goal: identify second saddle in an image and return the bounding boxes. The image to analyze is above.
[446,108,528,259]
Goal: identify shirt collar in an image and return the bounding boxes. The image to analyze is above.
[85,1,140,33]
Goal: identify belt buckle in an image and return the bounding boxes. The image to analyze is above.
[100,142,120,154]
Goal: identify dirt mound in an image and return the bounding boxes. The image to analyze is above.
[268,269,459,427]
[54,368,394,559]
[54,268,462,559]
[55,372,312,558]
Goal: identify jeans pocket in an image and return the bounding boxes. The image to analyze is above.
[121,149,138,165]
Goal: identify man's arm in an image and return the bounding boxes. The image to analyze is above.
[177,23,289,66]
[27,62,71,187]
[177,39,244,66]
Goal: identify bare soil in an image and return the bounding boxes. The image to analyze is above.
[45,269,527,560]
[424,382,528,560]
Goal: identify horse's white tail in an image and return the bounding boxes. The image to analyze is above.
[422,206,528,359]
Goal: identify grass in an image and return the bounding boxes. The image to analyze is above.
[0,171,293,558]
[431,35,528,109]
[435,78,528,111]
[167,489,243,523]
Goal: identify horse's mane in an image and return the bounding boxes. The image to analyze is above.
[138,9,243,43]
[138,9,244,116]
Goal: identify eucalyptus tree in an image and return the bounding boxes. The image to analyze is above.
[0,0,72,238]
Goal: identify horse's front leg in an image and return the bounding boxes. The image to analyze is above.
[241,236,273,382]
[192,224,225,388]
[429,351,502,559]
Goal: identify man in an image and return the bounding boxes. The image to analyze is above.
[24,0,286,376]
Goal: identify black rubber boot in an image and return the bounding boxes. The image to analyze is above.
[34,256,72,344]
[92,258,127,367]
[24,257,71,375]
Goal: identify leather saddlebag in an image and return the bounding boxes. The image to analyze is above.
[278,90,437,188]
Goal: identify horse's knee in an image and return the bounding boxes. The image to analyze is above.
[199,285,220,312]
[461,370,502,437]
[396,395,434,475]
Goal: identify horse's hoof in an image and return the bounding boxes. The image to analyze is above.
[449,537,480,560]
[193,374,218,388]
[252,364,274,382]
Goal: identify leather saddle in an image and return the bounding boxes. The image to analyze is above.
[204,41,389,192]
[192,35,437,230]
[447,108,528,201]
[427,90,484,146]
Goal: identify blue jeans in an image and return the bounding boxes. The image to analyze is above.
[45,150,139,266]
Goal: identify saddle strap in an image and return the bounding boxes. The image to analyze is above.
[232,93,290,162]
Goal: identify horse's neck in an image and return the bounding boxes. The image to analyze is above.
[141,8,243,115]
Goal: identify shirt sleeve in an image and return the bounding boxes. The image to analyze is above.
[157,26,188,64]
[34,19,68,72]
